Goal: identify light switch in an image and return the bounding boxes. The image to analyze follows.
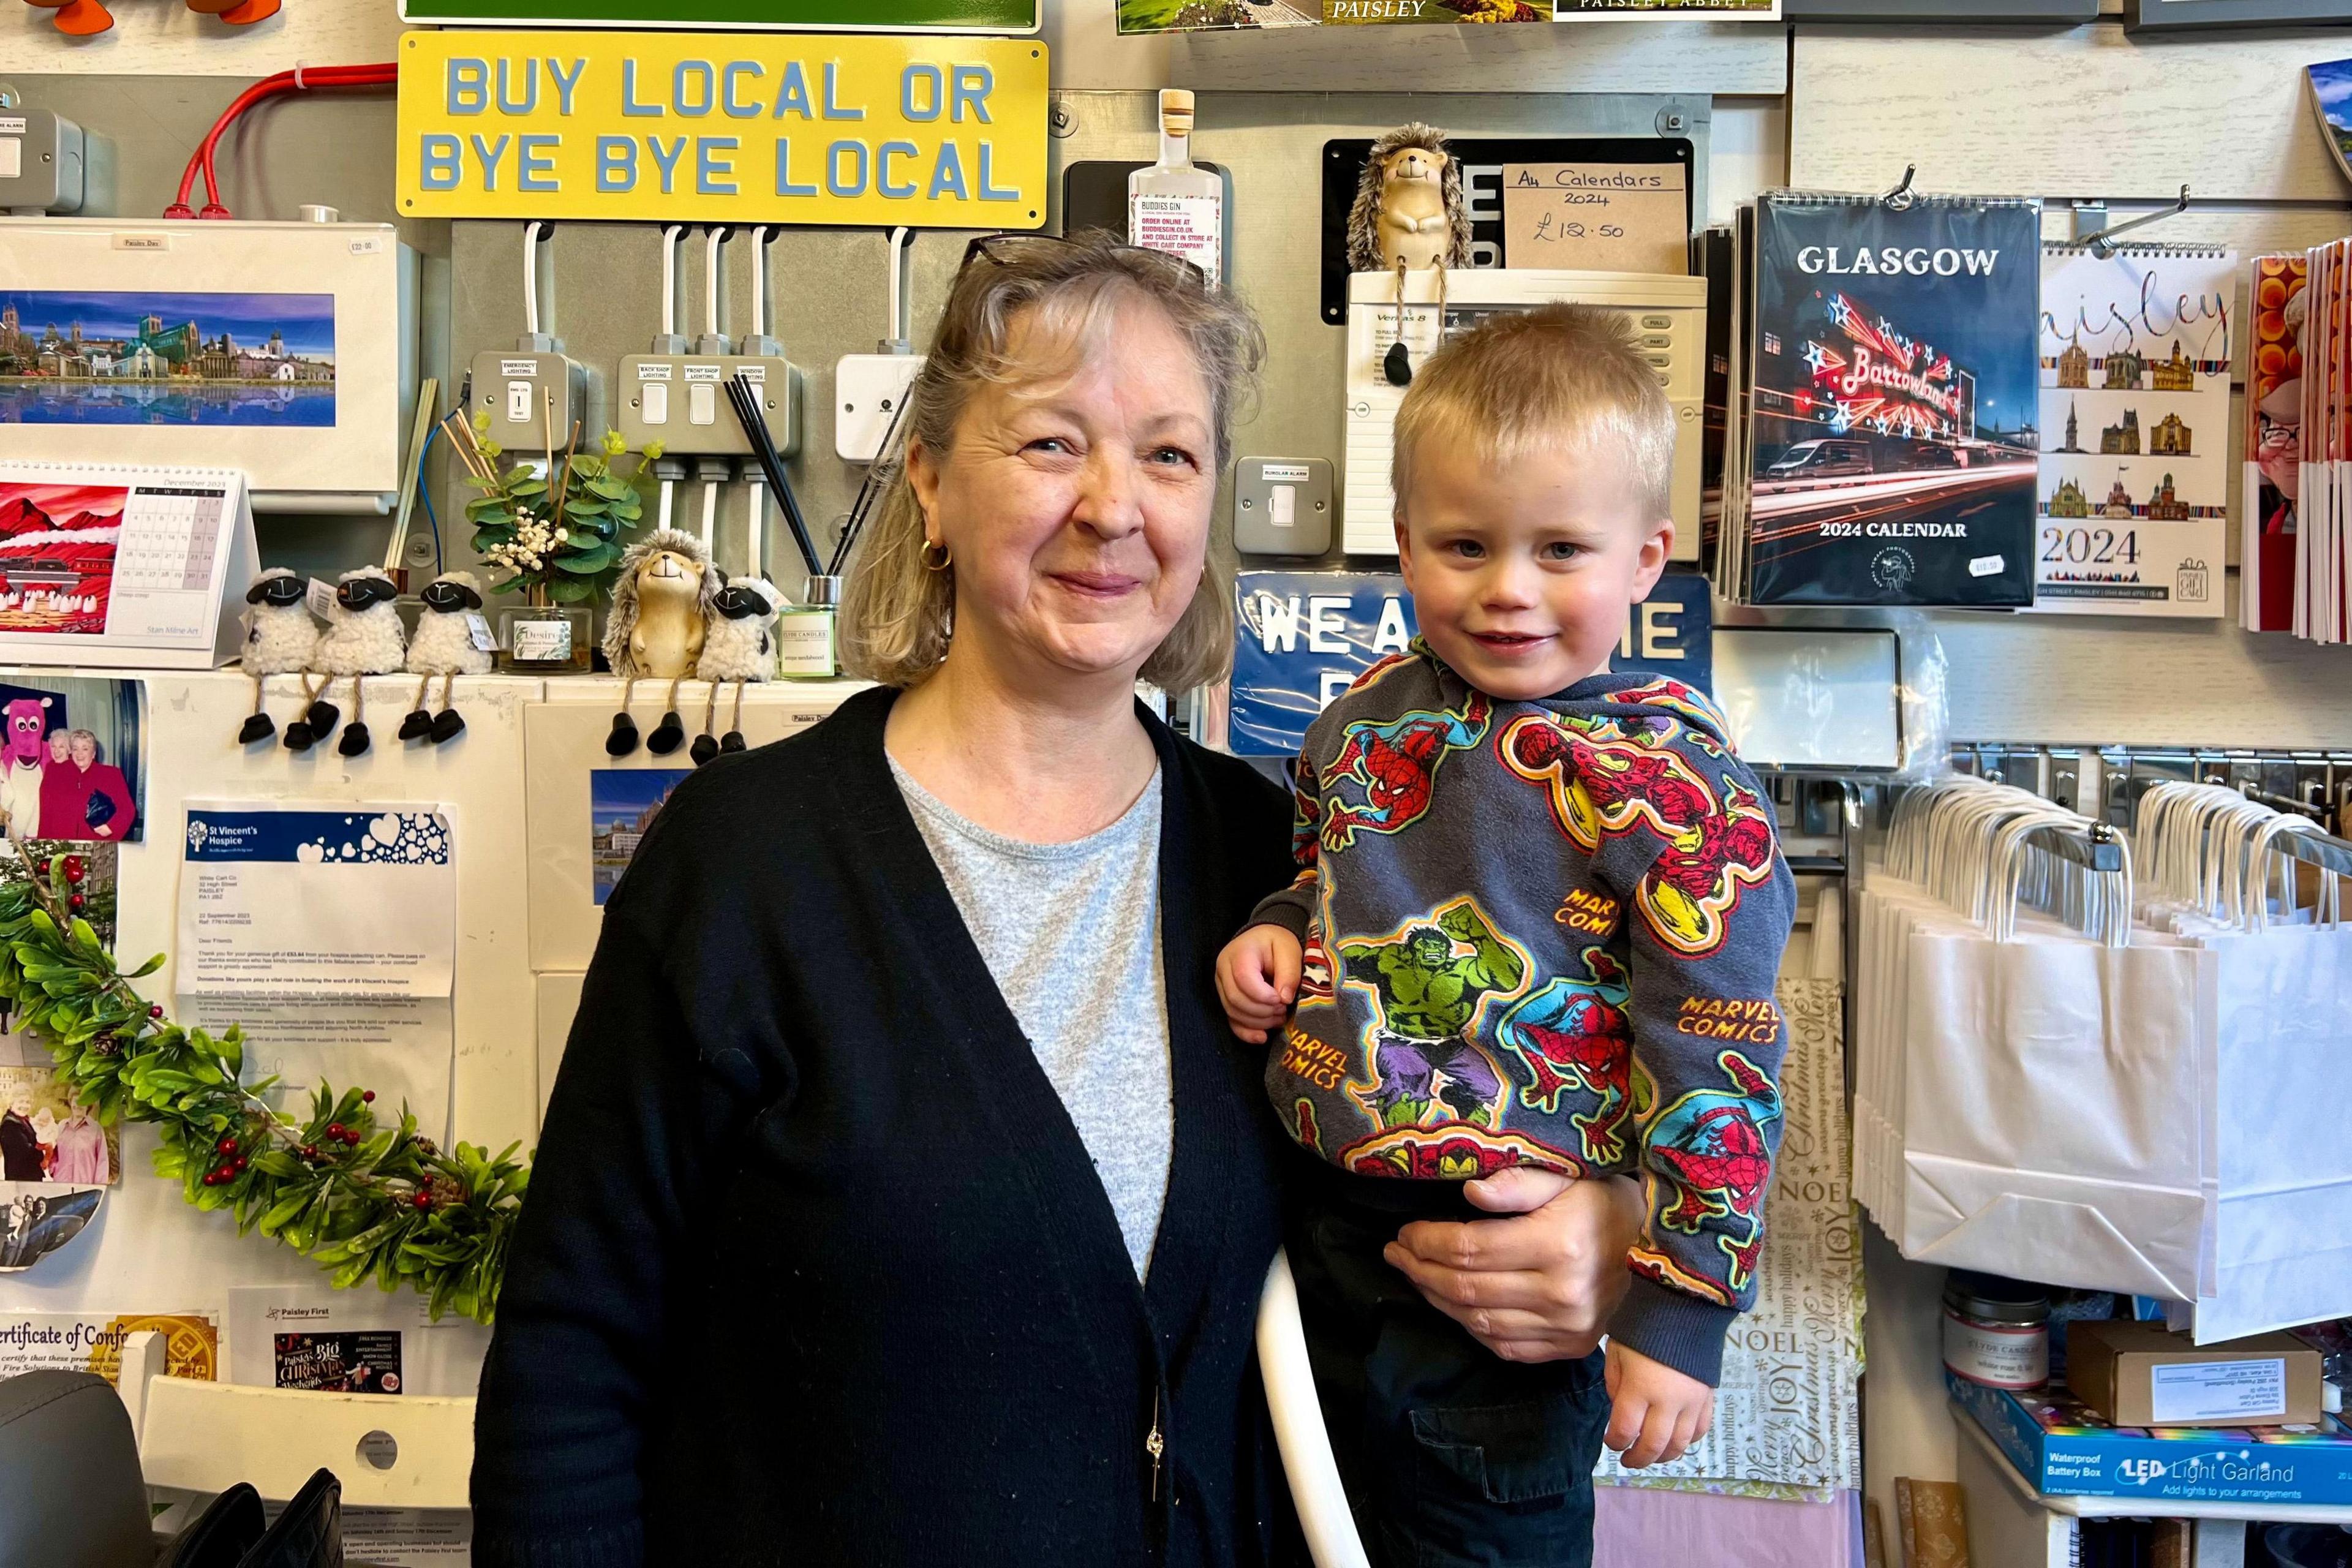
[507,380,533,423]
[642,382,669,425]
[1269,484,1297,527]
[687,382,717,426]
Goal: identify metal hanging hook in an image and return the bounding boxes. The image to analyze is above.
[2081,185,2191,259]
[1882,164,1918,209]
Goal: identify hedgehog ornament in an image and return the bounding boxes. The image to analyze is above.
[401,571,492,745]
[314,570,405,758]
[236,568,318,745]
[1347,124,1471,388]
[692,576,783,764]
[601,530,717,758]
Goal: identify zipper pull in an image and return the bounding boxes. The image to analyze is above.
[1147,1393,1165,1503]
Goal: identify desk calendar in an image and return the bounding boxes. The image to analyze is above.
[0,462,257,669]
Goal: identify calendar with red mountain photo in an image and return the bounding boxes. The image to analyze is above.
[0,483,122,636]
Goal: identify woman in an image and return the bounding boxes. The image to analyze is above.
[472,233,1641,1567]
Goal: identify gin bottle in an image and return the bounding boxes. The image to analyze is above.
[1128,89,1223,291]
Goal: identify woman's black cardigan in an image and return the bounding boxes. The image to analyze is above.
[471,685,1303,1567]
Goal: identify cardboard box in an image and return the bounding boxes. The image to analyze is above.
[1948,1374,2352,1507]
[2067,1321,2323,1429]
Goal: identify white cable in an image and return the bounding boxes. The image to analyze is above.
[751,226,771,339]
[700,479,721,554]
[704,227,725,339]
[886,225,911,344]
[747,483,766,581]
[522,221,544,337]
[657,478,674,532]
[659,224,685,337]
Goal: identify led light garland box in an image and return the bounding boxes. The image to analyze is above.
[1948,1371,2352,1507]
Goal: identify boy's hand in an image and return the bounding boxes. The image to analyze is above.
[1216,924,1301,1044]
[1604,1340,1714,1468]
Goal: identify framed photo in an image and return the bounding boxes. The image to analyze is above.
[2124,0,2352,29]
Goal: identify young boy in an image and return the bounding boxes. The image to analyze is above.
[1218,304,1795,1567]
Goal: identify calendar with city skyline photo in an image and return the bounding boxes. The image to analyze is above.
[0,290,336,428]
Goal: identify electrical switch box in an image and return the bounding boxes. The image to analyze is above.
[468,348,592,457]
[1234,456,1333,557]
[835,353,924,463]
[0,107,86,215]
[616,354,801,459]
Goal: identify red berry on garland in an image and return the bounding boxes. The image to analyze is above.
[216,1136,238,1154]
[326,1123,345,1140]
[231,1156,246,1174]
[412,1192,432,1212]
[63,856,85,884]
[200,1171,216,1186]
[67,894,84,912]
[148,1004,163,1019]
[298,1144,318,1159]
[361,1090,375,1104]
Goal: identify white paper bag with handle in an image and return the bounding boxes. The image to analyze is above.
[2135,782,2352,1341]
[1899,813,2213,1298]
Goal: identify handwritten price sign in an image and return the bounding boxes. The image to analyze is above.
[1501,162,1688,276]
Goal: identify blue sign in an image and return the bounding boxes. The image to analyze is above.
[1228,570,1712,757]
[184,809,452,865]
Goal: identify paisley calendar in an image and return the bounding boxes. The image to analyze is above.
[0,462,257,668]
[2034,246,2235,618]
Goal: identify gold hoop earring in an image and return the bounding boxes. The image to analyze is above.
[920,540,952,573]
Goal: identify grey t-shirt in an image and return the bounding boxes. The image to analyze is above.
[891,758,1174,1281]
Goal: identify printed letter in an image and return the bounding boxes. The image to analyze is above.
[900,63,943,123]
[926,141,967,201]
[951,64,994,124]
[675,61,715,118]
[826,138,869,197]
[769,61,813,120]
[420,134,462,190]
[877,140,918,199]
[823,61,866,121]
[774,137,818,197]
[595,135,636,192]
[697,137,740,195]
[469,133,510,191]
[978,141,1019,202]
[722,61,764,118]
[646,135,688,195]
[546,57,586,116]
[447,58,488,116]
[622,60,661,117]
[518,134,559,192]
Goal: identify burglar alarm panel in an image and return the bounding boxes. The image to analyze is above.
[614,355,801,460]
[0,219,415,510]
[1342,270,1706,560]
[468,348,592,456]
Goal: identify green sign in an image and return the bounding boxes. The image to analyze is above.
[398,0,1039,33]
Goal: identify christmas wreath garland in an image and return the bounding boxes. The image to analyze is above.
[0,843,527,1324]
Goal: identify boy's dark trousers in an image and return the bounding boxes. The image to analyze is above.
[1286,1159,1610,1568]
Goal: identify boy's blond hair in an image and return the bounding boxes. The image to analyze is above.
[1391,302,1676,523]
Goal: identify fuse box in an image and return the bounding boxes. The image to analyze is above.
[614,353,801,459]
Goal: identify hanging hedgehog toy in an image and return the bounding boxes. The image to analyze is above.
[1348,123,1471,389]
[400,571,492,745]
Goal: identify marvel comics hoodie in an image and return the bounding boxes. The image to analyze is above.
[1250,643,1796,1385]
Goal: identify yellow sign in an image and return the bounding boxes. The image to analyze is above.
[396,29,1048,227]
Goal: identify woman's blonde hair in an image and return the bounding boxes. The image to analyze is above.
[838,230,1265,692]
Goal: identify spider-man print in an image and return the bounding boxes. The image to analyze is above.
[1641,1049,1782,1295]
[1498,712,1779,957]
[1319,693,1492,852]
[1493,948,1632,1167]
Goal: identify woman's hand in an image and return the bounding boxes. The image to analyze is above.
[1381,1168,1643,1363]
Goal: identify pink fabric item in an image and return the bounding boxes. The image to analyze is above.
[1594,1485,1865,1568]
[50,1113,106,1185]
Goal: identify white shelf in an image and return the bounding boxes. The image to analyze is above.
[1956,1401,2352,1526]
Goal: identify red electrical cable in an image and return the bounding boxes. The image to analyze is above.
[167,63,396,219]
